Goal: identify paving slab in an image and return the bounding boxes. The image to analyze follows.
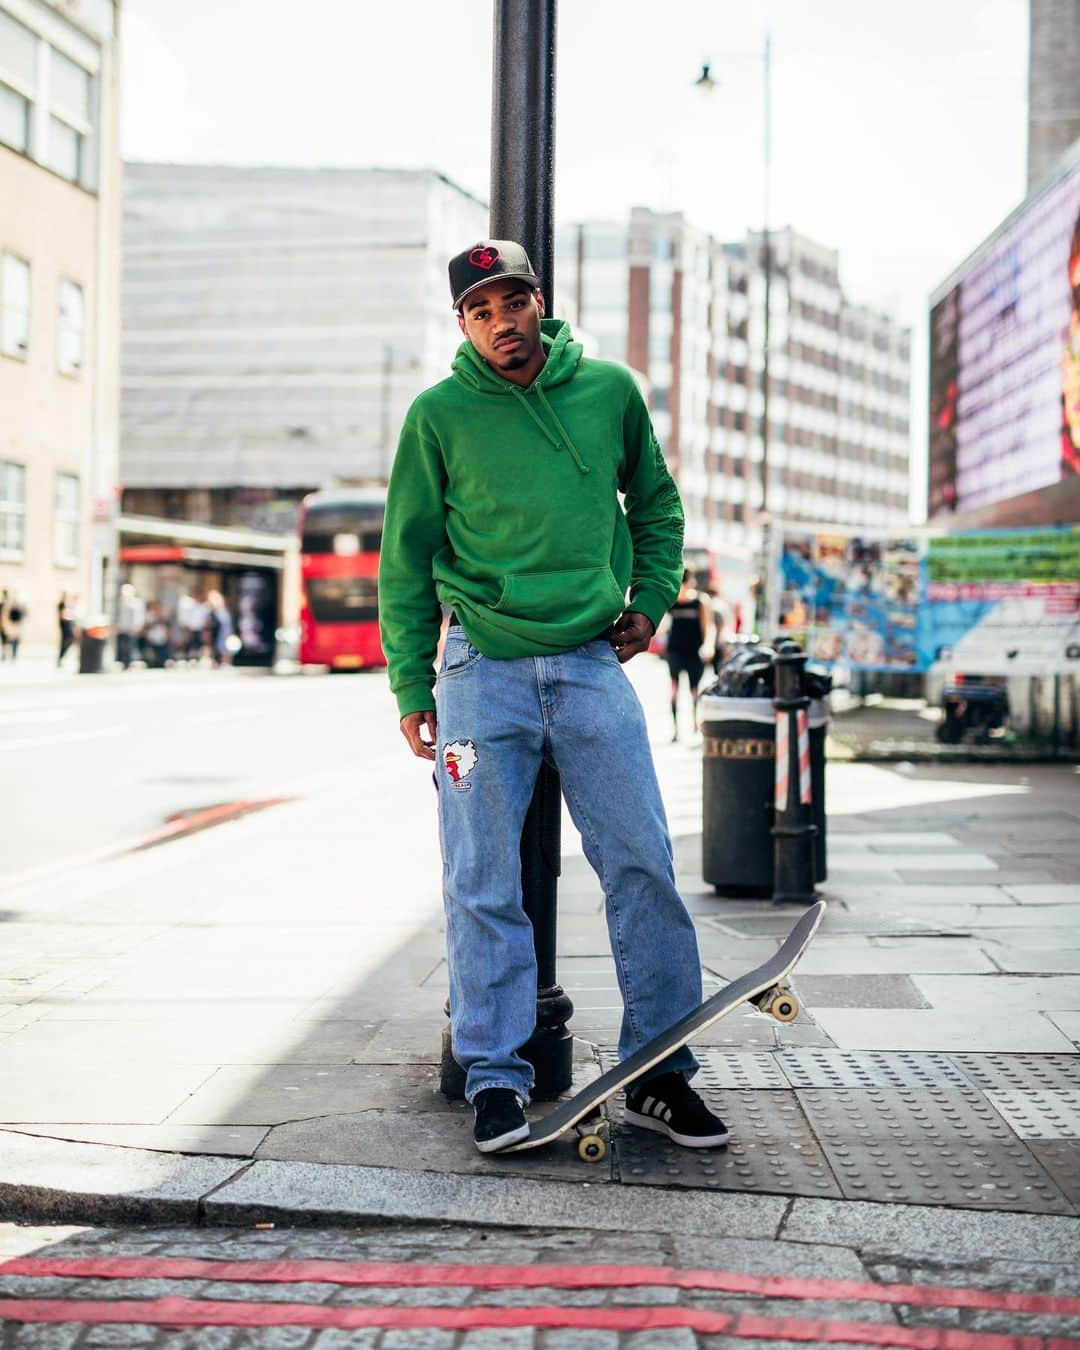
[0,1123,267,1156]
[811,1007,1077,1053]
[0,1057,219,1124]
[982,1089,1080,1139]
[254,1108,613,1183]
[832,853,998,872]
[1047,1012,1080,1045]
[1004,885,1080,904]
[986,948,1080,973]
[165,1062,440,1126]
[795,1084,1073,1214]
[202,1159,790,1234]
[790,974,930,1009]
[793,940,996,976]
[0,1129,242,1222]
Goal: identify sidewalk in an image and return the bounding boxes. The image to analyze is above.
[0,659,1078,1232]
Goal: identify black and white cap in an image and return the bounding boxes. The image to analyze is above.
[449,240,541,310]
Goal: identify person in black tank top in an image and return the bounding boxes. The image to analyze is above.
[664,569,710,740]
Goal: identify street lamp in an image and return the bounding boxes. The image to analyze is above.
[694,32,773,634]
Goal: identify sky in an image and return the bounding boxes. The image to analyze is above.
[120,0,1033,512]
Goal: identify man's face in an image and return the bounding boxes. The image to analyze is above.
[457,281,545,374]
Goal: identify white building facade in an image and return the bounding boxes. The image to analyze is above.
[0,0,121,647]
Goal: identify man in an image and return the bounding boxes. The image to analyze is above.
[379,240,728,1154]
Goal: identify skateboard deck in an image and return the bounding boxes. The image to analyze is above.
[501,898,826,1159]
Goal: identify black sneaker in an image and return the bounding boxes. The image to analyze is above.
[472,1088,530,1153]
[624,1071,730,1148]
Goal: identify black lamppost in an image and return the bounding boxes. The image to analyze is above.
[440,0,573,1102]
[694,32,773,635]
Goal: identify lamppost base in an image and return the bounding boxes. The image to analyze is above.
[438,985,575,1102]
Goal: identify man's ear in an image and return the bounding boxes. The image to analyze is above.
[457,311,467,336]
[535,289,546,318]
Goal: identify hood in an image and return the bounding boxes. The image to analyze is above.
[451,318,583,395]
[450,319,589,474]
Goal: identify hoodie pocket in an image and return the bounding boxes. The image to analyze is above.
[494,565,624,624]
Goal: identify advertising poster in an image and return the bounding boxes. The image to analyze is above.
[929,152,1080,519]
[922,527,1080,676]
[775,523,1080,675]
[776,529,921,671]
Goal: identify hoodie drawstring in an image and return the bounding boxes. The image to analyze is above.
[509,385,590,475]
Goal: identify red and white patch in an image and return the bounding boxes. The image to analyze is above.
[443,740,478,789]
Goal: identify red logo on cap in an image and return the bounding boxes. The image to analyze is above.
[469,246,500,271]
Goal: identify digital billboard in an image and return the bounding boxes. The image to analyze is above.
[929,148,1080,519]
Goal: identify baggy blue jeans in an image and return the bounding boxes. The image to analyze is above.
[435,626,703,1103]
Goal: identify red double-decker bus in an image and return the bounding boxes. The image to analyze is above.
[298,488,386,670]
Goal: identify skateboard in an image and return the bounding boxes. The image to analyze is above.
[500,898,826,1161]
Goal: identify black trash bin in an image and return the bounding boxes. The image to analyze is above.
[78,617,110,675]
[700,692,828,895]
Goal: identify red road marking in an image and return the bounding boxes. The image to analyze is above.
[2,1258,1079,1318]
[129,798,292,852]
[0,1297,1075,1347]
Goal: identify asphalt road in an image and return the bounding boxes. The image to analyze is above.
[0,666,409,884]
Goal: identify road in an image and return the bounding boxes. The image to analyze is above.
[0,666,406,883]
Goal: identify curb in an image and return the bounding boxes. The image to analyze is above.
[3,1131,1079,1252]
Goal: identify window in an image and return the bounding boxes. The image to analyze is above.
[0,13,98,188]
[54,471,79,565]
[0,252,30,358]
[0,459,26,556]
[0,8,35,155]
[44,47,91,185]
[0,79,28,152]
[57,278,84,375]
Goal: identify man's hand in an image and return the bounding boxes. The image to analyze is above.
[608,610,656,663]
[400,709,438,760]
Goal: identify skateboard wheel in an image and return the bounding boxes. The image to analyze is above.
[769,990,798,1022]
[577,1134,606,1163]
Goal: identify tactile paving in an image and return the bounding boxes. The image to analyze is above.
[1027,1142,1080,1206]
[796,1084,1074,1214]
[953,1053,1080,1092]
[693,1050,790,1090]
[777,1048,971,1090]
[598,1045,841,1200]
[983,1089,1080,1139]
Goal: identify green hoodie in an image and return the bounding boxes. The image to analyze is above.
[379,318,684,718]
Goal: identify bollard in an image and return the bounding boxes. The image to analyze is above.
[772,642,818,903]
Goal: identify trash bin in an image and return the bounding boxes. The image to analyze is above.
[78,616,110,675]
[701,693,828,895]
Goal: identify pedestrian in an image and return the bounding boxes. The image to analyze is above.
[379,239,728,1154]
[205,590,234,666]
[141,601,172,668]
[114,583,145,669]
[57,592,79,667]
[177,591,207,663]
[664,570,710,740]
[1,589,25,661]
